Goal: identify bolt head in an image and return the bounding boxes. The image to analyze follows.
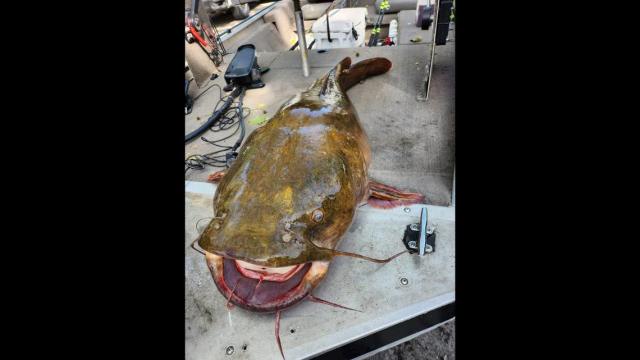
[400,277,409,285]
[425,245,433,253]
[403,207,411,213]
[410,223,419,231]
[408,240,417,248]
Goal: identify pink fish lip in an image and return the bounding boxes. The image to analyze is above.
[206,254,325,313]
[234,261,306,282]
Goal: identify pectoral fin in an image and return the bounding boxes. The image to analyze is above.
[367,180,426,209]
[207,171,225,183]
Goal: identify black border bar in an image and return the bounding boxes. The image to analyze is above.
[312,301,455,359]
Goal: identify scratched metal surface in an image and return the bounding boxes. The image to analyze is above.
[185,181,455,360]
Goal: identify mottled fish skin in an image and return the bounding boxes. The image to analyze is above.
[198,57,392,268]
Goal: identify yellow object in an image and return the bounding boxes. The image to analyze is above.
[249,115,269,126]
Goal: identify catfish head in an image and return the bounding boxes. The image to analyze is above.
[197,144,362,312]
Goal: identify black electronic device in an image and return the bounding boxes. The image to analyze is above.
[223,44,266,91]
[186,43,267,144]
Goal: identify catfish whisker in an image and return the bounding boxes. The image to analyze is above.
[195,217,213,233]
[190,238,206,256]
[275,310,285,360]
[308,294,362,312]
[226,278,241,310]
[332,249,408,263]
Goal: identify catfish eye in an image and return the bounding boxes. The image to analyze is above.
[312,209,324,222]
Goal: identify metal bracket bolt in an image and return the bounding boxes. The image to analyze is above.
[402,208,436,255]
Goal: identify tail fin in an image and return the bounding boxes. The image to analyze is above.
[338,57,392,91]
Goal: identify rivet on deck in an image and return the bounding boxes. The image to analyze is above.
[225,346,234,355]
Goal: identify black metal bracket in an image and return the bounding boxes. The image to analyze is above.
[402,224,436,254]
[402,207,436,255]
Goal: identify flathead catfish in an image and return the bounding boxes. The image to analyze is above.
[192,57,424,358]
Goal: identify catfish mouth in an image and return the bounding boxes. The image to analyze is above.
[205,252,329,313]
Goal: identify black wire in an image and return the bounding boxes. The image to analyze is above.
[193,83,222,102]
[230,90,246,152]
[185,87,241,143]
[326,12,332,42]
[185,88,251,174]
[185,79,194,115]
[185,78,193,96]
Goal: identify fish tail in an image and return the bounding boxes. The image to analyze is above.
[337,57,392,91]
